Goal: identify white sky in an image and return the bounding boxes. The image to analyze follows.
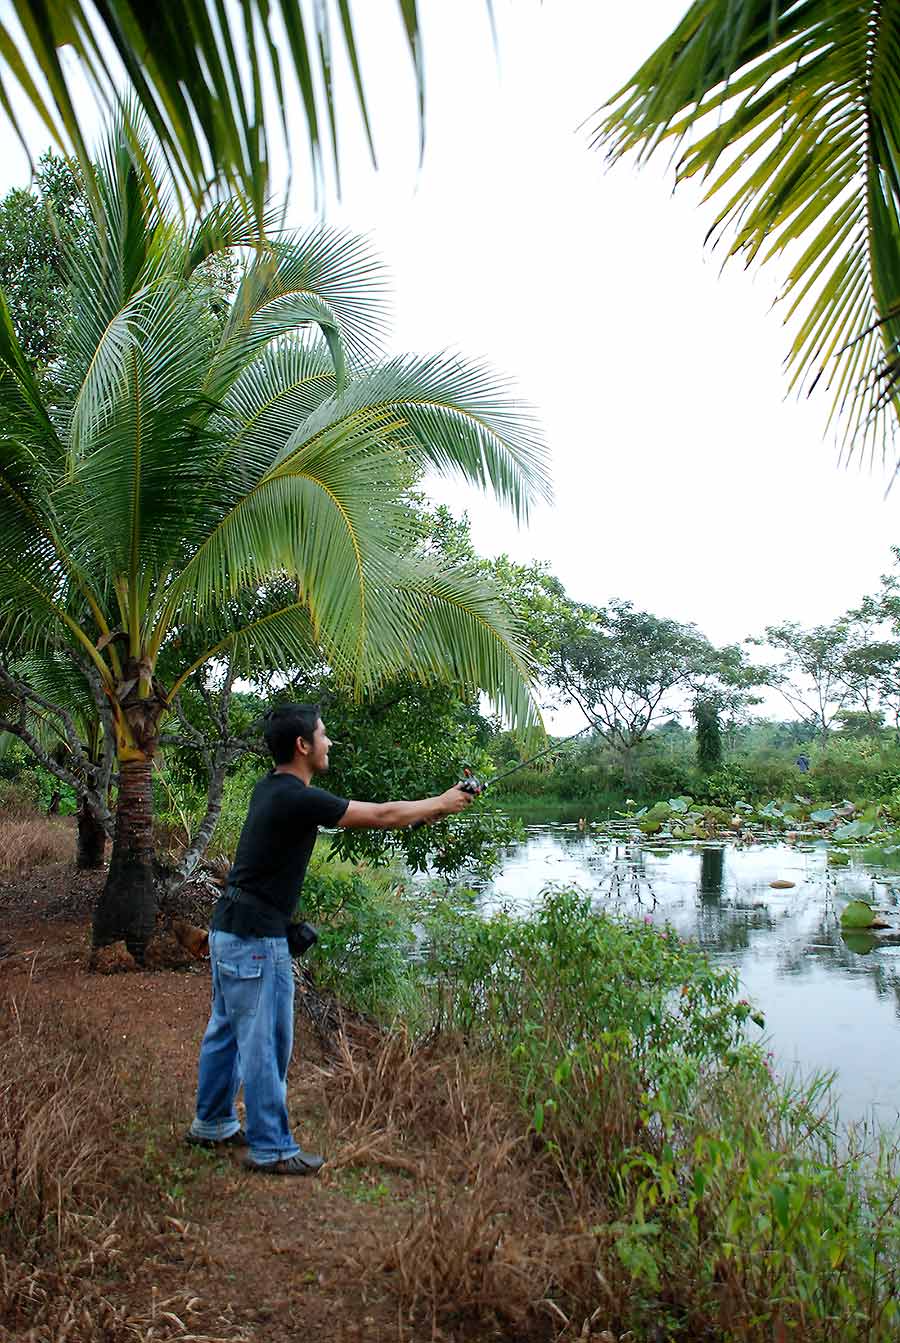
[3,0,899,727]
[311,1,899,650]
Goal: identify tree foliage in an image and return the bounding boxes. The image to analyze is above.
[547,599,747,762]
[0,153,88,381]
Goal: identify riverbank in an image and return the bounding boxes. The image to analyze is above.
[4,855,900,1341]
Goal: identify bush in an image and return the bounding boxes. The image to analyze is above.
[421,888,758,1134]
[302,856,420,1020]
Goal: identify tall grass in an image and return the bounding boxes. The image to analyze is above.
[0,812,73,875]
[0,997,243,1342]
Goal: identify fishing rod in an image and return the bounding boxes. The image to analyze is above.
[410,722,594,828]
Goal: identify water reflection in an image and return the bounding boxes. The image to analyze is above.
[468,824,900,1129]
[699,846,724,900]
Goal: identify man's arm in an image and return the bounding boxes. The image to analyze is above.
[338,785,474,830]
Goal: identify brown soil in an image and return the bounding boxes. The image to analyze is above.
[0,864,499,1343]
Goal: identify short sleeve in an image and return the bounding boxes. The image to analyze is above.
[299,784,349,827]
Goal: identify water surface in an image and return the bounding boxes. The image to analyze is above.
[469,824,900,1130]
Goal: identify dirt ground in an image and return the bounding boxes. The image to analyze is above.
[1,864,505,1343]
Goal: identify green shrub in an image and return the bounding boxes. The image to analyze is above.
[301,856,420,1021]
[421,888,760,1132]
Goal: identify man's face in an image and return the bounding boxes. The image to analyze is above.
[303,718,332,774]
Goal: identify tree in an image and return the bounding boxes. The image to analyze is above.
[749,621,856,743]
[848,550,900,738]
[0,153,89,382]
[0,119,548,956]
[0,652,114,867]
[597,3,900,460]
[692,697,723,773]
[546,599,731,779]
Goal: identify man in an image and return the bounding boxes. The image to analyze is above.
[185,702,475,1177]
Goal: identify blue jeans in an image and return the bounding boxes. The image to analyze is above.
[190,930,301,1164]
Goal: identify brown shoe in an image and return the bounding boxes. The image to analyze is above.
[242,1150,324,1176]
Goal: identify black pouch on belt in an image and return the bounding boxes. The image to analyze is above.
[286,921,318,958]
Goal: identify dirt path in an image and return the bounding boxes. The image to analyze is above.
[1,870,461,1343]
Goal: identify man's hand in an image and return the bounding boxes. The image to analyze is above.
[439,783,477,816]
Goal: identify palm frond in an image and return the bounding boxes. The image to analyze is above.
[595,0,900,461]
[356,560,543,741]
[160,410,413,657]
[282,353,552,521]
[210,230,388,398]
[60,280,214,585]
[0,1,458,213]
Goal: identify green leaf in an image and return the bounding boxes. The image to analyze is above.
[840,899,877,929]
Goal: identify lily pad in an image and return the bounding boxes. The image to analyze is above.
[841,931,878,956]
[833,820,875,841]
[810,808,836,824]
[828,850,851,866]
[841,900,878,929]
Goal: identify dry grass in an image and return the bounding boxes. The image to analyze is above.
[309,1028,630,1341]
[0,994,247,1343]
[0,812,74,876]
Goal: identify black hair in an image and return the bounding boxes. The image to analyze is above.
[263,703,321,764]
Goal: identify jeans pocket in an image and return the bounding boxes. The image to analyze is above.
[217,959,264,1018]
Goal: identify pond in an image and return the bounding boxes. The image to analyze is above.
[467,823,900,1131]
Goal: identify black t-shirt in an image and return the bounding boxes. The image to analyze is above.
[211,771,348,938]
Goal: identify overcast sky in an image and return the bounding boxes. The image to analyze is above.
[4,0,899,725]
[303,1,900,653]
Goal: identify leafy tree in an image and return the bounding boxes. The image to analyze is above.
[748,621,857,743]
[834,707,885,738]
[288,674,519,877]
[848,550,900,738]
[0,153,89,383]
[597,3,900,459]
[0,119,548,955]
[693,697,723,772]
[546,600,735,779]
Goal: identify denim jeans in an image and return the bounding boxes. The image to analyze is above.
[190,929,301,1164]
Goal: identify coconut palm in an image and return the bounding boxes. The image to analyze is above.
[0,650,113,867]
[596,1,900,462]
[0,121,549,954]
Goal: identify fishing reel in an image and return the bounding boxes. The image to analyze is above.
[457,767,484,796]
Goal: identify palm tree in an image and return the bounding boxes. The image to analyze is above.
[0,650,114,867]
[596,1,900,461]
[0,120,549,955]
[0,1,494,213]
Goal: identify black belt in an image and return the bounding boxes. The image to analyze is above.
[223,885,317,956]
[223,884,288,933]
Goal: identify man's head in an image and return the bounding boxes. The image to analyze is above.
[263,703,331,775]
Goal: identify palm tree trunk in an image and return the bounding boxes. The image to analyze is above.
[76,797,107,869]
[91,757,156,957]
